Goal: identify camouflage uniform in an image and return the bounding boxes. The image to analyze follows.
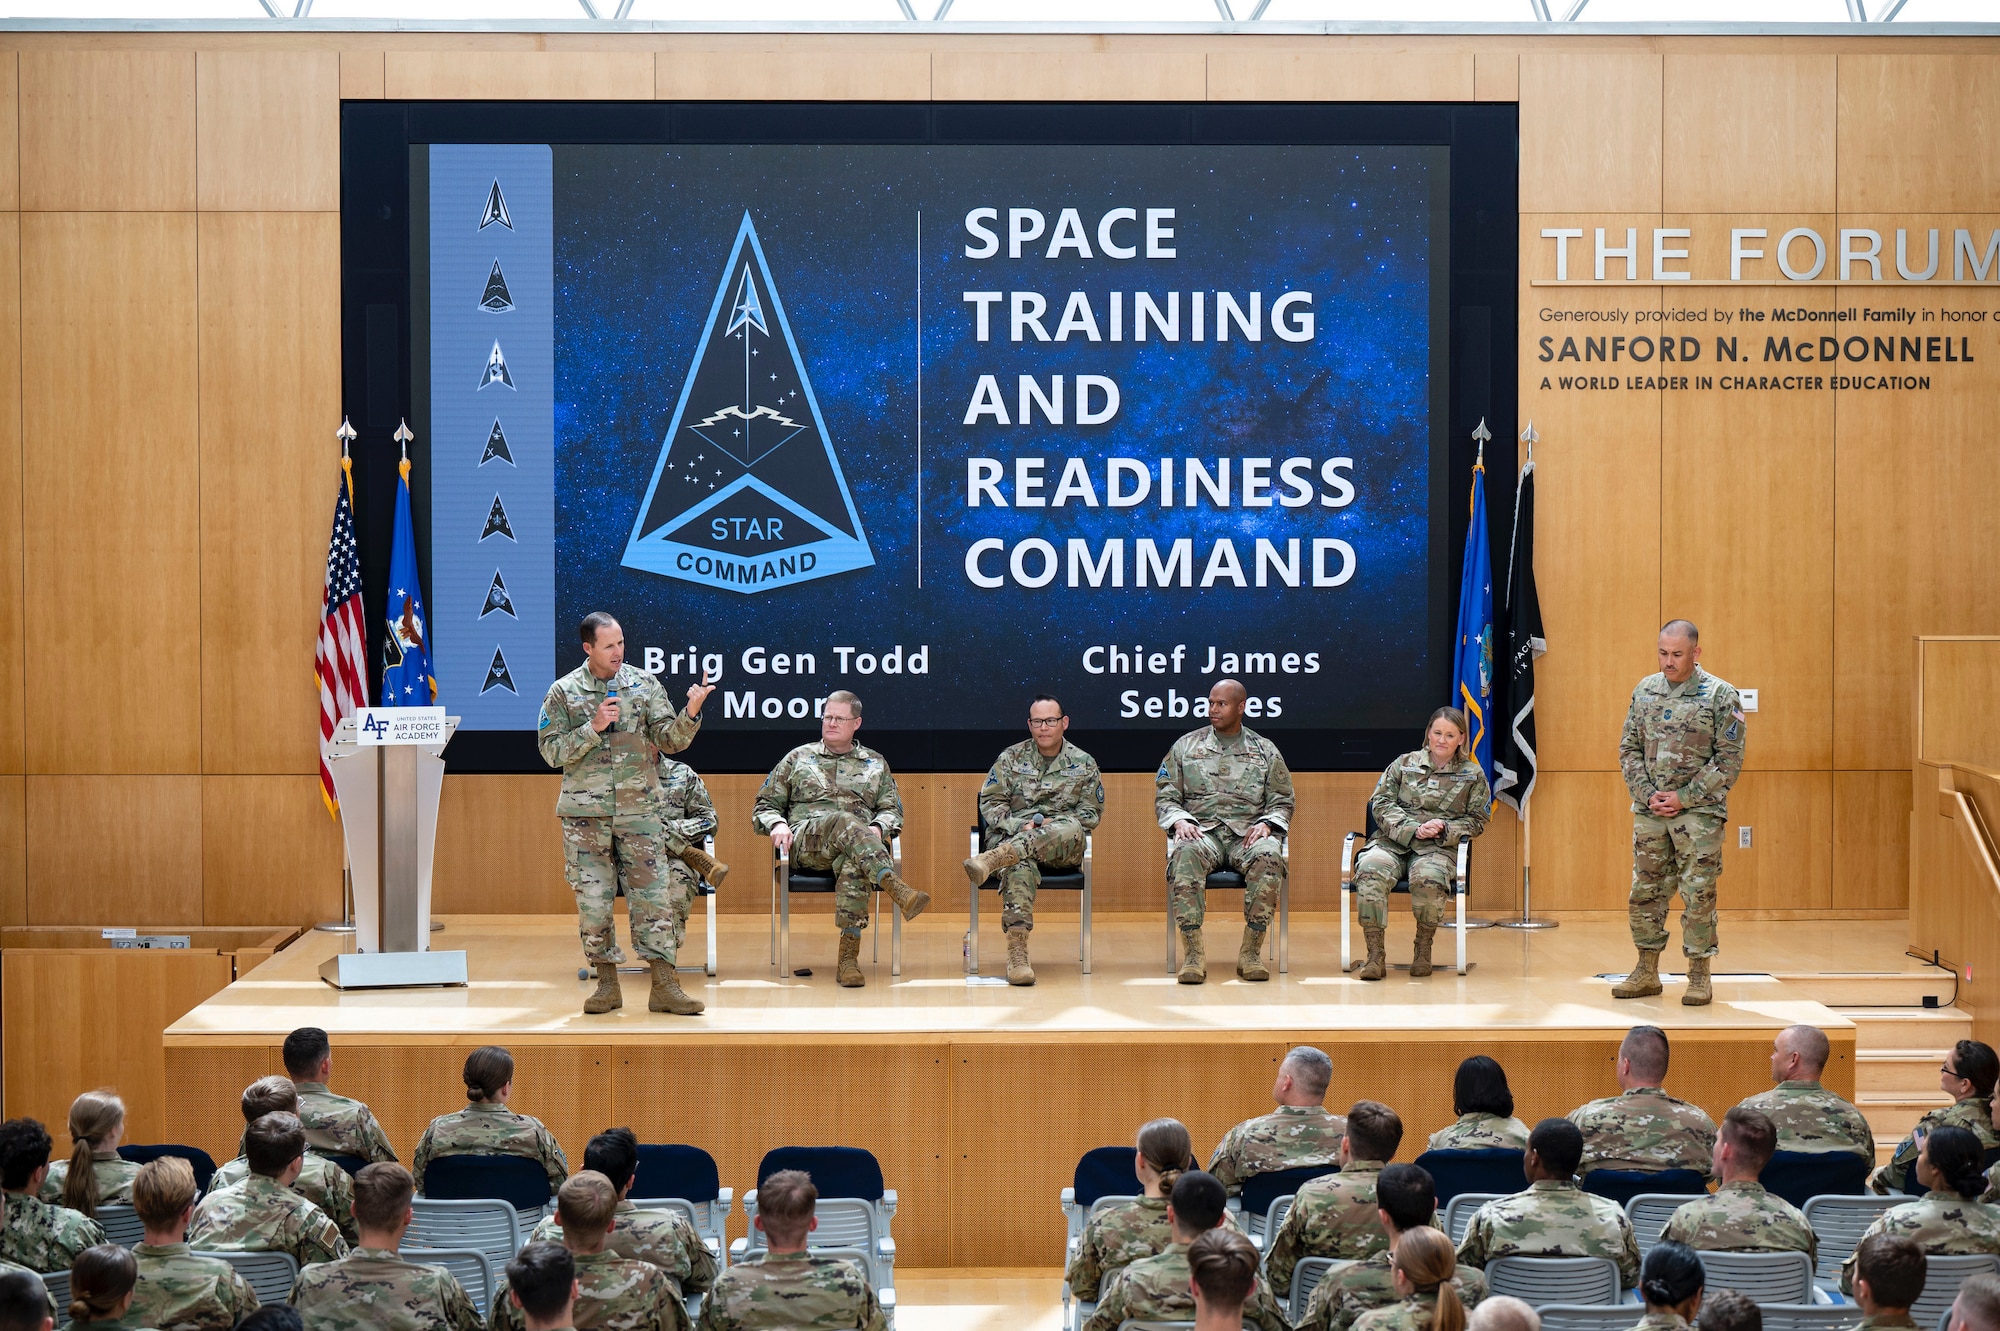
[127,1241,260,1331]
[186,1173,347,1270]
[490,1247,688,1331]
[637,757,719,963]
[1208,1104,1349,1196]
[1840,1192,2000,1294]
[533,1200,718,1297]
[1657,1180,1816,1265]
[1738,1081,1875,1159]
[412,1103,568,1196]
[977,738,1104,931]
[290,1246,485,1331]
[1355,749,1491,929]
[1155,727,1295,930]
[1871,1096,2000,1196]
[1619,667,1746,959]
[0,1257,57,1323]
[0,1189,106,1272]
[1353,1288,1477,1331]
[1856,1315,1920,1331]
[693,1250,887,1331]
[751,742,904,934]
[1065,1195,1251,1302]
[40,1152,141,1207]
[1081,1239,1290,1331]
[1428,1115,1530,1153]
[538,661,703,966]
[1267,1160,1393,1297]
[1301,1246,1487,1331]
[1568,1086,1717,1178]
[296,1080,399,1163]
[1623,1314,1689,1331]
[211,1151,359,1244]
[1455,1180,1642,1289]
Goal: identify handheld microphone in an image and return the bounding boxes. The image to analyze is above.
[605,684,618,734]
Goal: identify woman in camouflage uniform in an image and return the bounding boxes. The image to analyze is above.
[1627,1241,1705,1331]
[41,1092,137,1217]
[1843,1126,2000,1295]
[1429,1057,1530,1152]
[1352,1227,1468,1331]
[1066,1119,1190,1304]
[411,1047,568,1198]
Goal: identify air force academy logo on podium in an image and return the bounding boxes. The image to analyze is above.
[622,212,873,594]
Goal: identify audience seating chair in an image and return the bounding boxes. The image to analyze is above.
[1801,1195,1903,1285]
[969,809,1093,975]
[1443,1192,1505,1244]
[405,1247,496,1318]
[119,1144,219,1196]
[1339,813,1473,976]
[784,1245,893,1327]
[1239,1164,1338,1253]
[1062,1146,1152,1331]
[406,1198,523,1289]
[1761,1152,1870,1209]
[94,1203,144,1248]
[1912,1255,2000,1330]
[321,1153,370,1178]
[1696,1250,1815,1305]
[1164,830,1290,976]
[1939,1311,1955,1331]
[1484,1255,1621,1307]
[419,1153,554,1221]
[1289,1256,1350,1325]
[732,1147,897,1289]
[42,1270,68,1327]
[1539,1306,1652,1331]
[1414,1149,1527,1204]
[202,1249,299,1306]
[1757,1306,1863,1331]
[1624,1193,1692,1257]
[772,832,905,979]
[1580,1168,1706,1206]
[630,1143,733,1266]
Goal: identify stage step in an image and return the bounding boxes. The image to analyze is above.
[1832,1006,1973,1050]
[1858,1048,1954,1096]
[1774,970,1957,1008]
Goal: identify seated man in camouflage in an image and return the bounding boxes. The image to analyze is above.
[1953,1272,2000,1331]
[1849,1234,1925,1331]
[290,1163,482,1331]
[187,1112,347,1270]
[1568,1025,1716,1179]
[1699,1289,1761,1331]
[494,1172,684,1331]
[1189,1227,1262,1331]
[0,1267,51,1331]
[532,1128,716,1304]
[1301,1162,1487,1331]
[1874,1039,2000,1195]
[1208,1046,1346,1196]
[754,690,928,989]
[504,1242,579,1331]
[1455,1118,1641,1290]
[212,1076,358,1245]
[1267,1100,1405,1298]
[1083,1171,1289,1331]
[128,1157,259,1331]
[0,1119,103,1273]
[1739,1023,1874,1161]
[281,1026,398,1164]
[1658,1107,1815,1264]
[695,1169,886,1331]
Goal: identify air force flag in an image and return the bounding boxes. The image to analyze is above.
[1452,448,1494,781]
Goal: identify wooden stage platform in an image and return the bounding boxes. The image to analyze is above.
[163,913,1906,1268]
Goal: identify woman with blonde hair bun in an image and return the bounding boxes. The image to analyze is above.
[1353,1227,1468,1331]
[40,1091,136,1217]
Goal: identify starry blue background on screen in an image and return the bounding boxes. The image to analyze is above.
[553,143,1439,732]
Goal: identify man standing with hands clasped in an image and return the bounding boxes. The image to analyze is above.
[539,612,719,1017]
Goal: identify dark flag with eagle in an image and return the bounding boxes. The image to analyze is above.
[1493,446,1545,812]
[382,429,437,707]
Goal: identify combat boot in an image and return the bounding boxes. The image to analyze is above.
[1177,928,1207,984]
[963,842,1023,887]
[678,844,729,889]
[1682,955,1713,1007]
[583,962,622,1014]
[1005,925,1036,986]
[1357,928,1388,981]
[836,932,865,988]
[648,959,705,1015]
[1237,926,1271,982]
[1612,947,1664,999]
[1410,924,1437,978]
[885,873,932,922]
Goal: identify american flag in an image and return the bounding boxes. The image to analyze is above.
[316,461,369,815]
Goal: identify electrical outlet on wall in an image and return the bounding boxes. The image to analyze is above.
[1739,826,1753,849]
[1739,688,1759,712]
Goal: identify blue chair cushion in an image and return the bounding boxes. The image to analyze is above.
[633,1144,721,1204]
[1073,1146,1143,1209]
[322,1153,369,1178]
[1581,1168,1708,1205]
[1414,1148,1529,1203]
[421,1154,553,1211]
[1242,1163,1340,1217]
[758,1146,884,1202]
[1760,1150,1869,1208]
[119,1144,219,1196]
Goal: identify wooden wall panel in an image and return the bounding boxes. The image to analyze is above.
[1206,49,1473,102]
[21,213,201,775]
[1520,54,1662,213]
[1838,56,2000,213]
[196,52,340,212]
[1834,770,1909,913]
[1912,762,2000,1048]
[383,51,655,101]
[25,776,203,926]
[200,775,342,927]
[339,49,384,100]
[20,50,194,212]
[932,49,1206,102]
[656,49,931,101]
[1921,641,2000,771]
[0,55,19,212]
[1475,52,1519,103]
[1663,55,1836,214]
[198,213,342,775]
[433,774,568,915]
[0,215,21,776]
[1719,771,1832,913]
[0,778,22,928]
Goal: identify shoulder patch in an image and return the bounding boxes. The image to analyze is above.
[1157,765,1170,780]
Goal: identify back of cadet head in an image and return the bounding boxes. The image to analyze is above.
[1528,1118,1584,1178]
[1345,1100,1404,1163]
[1169,1170,1227,1235]
[131,1156,197,1226]
[281,1027,332,1081]
[556,1171,619,1241]
[507,1243,576,1326]
[1954,1274,2000,1331]
[463,1046,515,1103]
[1470,1297,1541,1331]
[1698,1289,1759,1331]
[1188,1228,1259,1313]
[352,1163,416,1233]
[583,1128,640,1194]
[244,1112,306,1179]
[758,1169,818,1246]
[0,1269,48,1331]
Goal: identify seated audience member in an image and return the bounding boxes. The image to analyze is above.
[0,1119,105,1272]
[1302,1163,1486,1331]
[1874,1040,2000,1195]
[1190,1228,1262,1331]
[1569,1026,1717,1178]
[1697,1289,1760,1331]
[1456,1117,1640,1289]
[694,1169,886,1331]
[1209,1046,1346,1195]
[492,1171,682,1331]
[238,1310,303,1331]
[1352,1227,1468,1331]
[127,1157,258,1331]
[1845,1125,2000,1294]
[1083,1171,1289,1331]
[411,1046,567,1196]
[187,1112,346,1269]
[281,1026,398,1164]
[530,1127,715,1301]
[0,1268,51,1331]
[65,1244,139,1327]
[289,1162,483,1331]
[1629,1241,1704,1331]
[1068,1117,1207,1303]
[38,1093,136,1218]
[1267,1100,1404,1296]
[1469,1297,1540,1331]
[507,1243,579,1331]
[1430,1058,1530,1152]
[1850,1234,1926,1331]
[1951,1273,2000,1331]
[1738,1024,1875,1159]
[1658,1107,1815,1264]
[210,1076,358,1244]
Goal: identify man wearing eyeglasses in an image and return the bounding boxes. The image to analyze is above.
[964,694,1105,986]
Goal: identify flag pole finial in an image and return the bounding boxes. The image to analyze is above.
[393,419,414,483]
[336,416,357,457]
[1520,419,1538,467]
[1471,417,1492,468]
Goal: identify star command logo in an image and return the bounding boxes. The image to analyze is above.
[622,212,874,594]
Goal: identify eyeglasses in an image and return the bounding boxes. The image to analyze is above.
[823,713,858,724]
[1944,1063,1964,1078]
[1028,717,1066,728]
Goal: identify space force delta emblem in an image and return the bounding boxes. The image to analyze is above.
[621,212,873,594]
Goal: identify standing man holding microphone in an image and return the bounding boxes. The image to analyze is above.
[539,612,719,1016]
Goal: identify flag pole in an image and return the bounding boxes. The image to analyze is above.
[1463,419,1500,929]
[1497,420,1557,930]
[316,417,360,935]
